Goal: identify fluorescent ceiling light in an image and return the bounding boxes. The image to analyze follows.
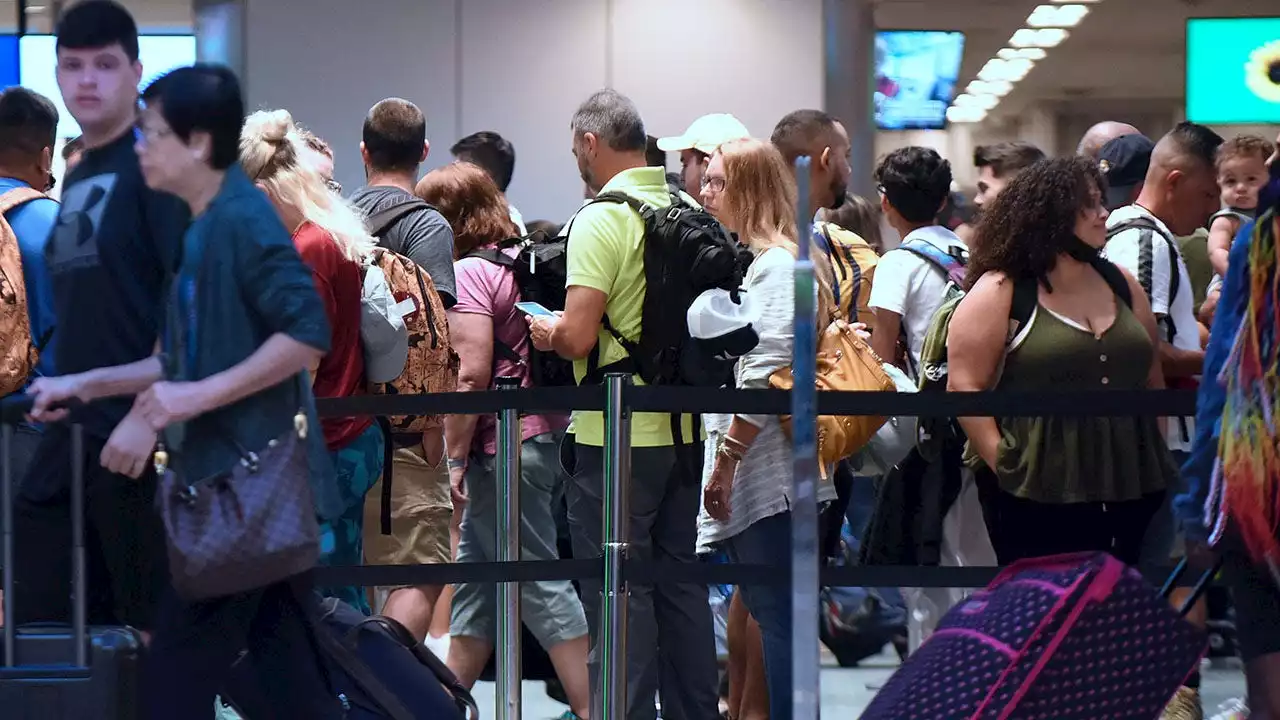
[977,58,1035,82]
[947,106,988,124]
[967,80,1014,97]
[1027,4,1089,27]
[953,93,999,110]
[1009,28,1068,48]
[1052,0,1099,3]
[998,47,1047,61]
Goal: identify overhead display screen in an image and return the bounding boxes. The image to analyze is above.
[19,34,196,138]
[1187,17,1280,125]
[0,35,18,88]
[875,30,966,131]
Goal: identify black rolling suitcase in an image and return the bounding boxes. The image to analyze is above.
[0,398,143,718]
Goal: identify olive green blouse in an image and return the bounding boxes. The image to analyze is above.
[967,299,1176,504]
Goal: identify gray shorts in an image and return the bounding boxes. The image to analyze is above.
[450,432,588,647]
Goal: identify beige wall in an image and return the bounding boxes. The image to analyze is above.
[225,0,825,223]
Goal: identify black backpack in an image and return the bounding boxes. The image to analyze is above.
[583,190,748,462]
[466,229,577,387]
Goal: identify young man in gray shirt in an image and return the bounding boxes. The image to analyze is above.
[348,97,458,651]
[349,97,456,307]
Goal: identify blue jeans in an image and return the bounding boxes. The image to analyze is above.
[724,511,793,720]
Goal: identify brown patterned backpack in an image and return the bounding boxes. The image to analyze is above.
[0,187,49,396]
[366,247,458,433]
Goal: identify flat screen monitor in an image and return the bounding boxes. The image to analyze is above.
[19,34,197,138]
[1186,17,1280,125]
[875,30,966,131]
[0,35,18,89]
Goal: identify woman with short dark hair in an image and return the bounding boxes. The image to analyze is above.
[947,156,1174,565]
[131,64,342,718]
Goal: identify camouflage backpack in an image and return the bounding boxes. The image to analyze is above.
[365,247,458,434]
[0,187,50,395]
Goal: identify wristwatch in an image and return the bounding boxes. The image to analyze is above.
[446,457,467,471]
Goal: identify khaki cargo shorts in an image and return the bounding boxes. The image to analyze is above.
[362,441,454,597]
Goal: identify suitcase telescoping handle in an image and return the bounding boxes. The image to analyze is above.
[1159,555,1224,619]
[2,395,88,670]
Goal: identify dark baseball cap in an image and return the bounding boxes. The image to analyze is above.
[1098,133,1155,210]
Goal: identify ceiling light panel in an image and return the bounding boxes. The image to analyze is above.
[967,80,1014,97]
[1009,28,1068,48]
[977,58,1035,82]
[998,47,1047,61]
[953,93,1000,110]
[1027,4,1090,28]
[947,106,988,123]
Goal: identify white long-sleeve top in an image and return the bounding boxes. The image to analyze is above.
[697,246,838,552]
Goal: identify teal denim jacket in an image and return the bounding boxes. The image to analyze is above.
[161,165,344,521]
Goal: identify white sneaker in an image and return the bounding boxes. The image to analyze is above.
[424,633,451,661]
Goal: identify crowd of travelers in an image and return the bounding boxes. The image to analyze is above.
[0,2,1278,719]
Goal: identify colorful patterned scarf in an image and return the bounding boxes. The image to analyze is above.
[1210,209,1280,563]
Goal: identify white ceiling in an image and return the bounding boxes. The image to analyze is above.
[874,0,1279,121]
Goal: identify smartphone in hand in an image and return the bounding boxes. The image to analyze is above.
[515,301,557,318]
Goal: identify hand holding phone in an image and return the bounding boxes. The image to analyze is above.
[515,301,557,318]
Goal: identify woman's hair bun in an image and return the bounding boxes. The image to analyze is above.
[244,108,295,146]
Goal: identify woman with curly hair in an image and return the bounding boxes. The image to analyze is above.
[947,156,1176,565]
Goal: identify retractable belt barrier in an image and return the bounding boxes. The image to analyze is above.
[311,385,1202,591]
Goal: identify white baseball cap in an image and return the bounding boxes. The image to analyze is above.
[657,114,751,156]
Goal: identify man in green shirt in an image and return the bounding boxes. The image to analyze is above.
[528,89,717,720]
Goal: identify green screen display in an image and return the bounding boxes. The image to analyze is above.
[1186,17,1280,125]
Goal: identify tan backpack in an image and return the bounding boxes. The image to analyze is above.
[0,187,50,396]
[366,247,458,434]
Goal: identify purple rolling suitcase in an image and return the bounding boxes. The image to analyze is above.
[0,399,143,718]
[861,552,1211,720]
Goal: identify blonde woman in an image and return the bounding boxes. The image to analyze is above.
[697,138,840,720]
[240,110,384,614]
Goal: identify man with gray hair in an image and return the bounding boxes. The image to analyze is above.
[527,88,719,720]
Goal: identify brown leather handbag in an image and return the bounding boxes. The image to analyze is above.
[770,319,895,473]
[156,410,320,601]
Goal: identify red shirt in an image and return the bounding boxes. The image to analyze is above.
[292,222,372,451]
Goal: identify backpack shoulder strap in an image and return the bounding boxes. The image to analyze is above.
[465,247,516,268]
[591,190,646,213]
[1108,215,1178,315]
[899,238,965,279]
[1089,256,1134,309]
[365,197,438,238]
[0,187,47,216]
[1105,216,1165,239]
[1009,276,1040,330]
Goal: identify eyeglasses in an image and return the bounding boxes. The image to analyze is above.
[325,178,343,195]
[700,175,726,193]
[135,122,174,146]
